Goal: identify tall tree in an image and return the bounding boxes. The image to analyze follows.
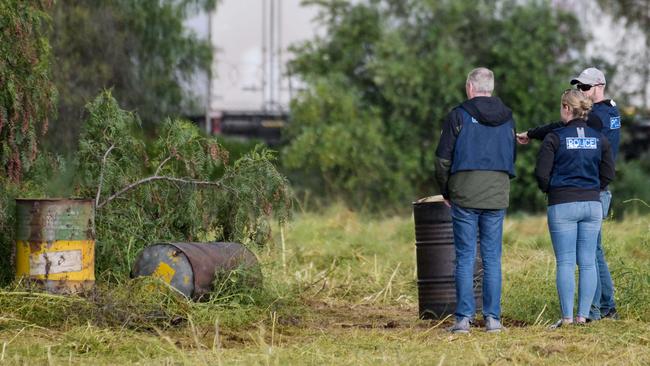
[0,0,56,182]
[47,0,216,152]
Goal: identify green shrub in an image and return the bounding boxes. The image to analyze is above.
[74,91,292,277]
[282,77,410,209]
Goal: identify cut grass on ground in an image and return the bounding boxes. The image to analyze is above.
[0,206,648,365]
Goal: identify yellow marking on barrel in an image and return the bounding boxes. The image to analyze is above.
[152,262,176,284]
[183,275,190,285]
[15,240,95,281]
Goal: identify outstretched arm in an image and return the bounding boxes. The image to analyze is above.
[517,121,563,145]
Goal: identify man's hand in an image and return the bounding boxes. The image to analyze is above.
[444,199,451,208]
[516,132,530,145]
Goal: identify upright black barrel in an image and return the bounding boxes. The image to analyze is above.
[413,196,482,319]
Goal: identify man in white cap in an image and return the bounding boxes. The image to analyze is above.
[516,67,621,321]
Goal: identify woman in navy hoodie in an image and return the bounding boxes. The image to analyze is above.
[535,89,615,327]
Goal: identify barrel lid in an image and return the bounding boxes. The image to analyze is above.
[131,244,195,298]
[413,195,445,204]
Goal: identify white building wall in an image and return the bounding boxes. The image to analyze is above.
[186,0,321,114]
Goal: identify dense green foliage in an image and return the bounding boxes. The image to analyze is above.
[46,0,216,152]
[283,77,408,206]
[283,0,586,210]
[610,154,650,215]
[0,0,56,181]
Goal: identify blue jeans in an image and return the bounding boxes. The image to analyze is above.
[547,201,602,319]
[451,204,505,320]
[590,190,617,319]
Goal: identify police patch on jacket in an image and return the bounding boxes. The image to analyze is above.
[566,137,598,149]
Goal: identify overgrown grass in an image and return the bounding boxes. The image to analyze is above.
[0,206,648,364]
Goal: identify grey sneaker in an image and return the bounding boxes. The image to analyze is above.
[448,317,471,334]
[485,317,503,333]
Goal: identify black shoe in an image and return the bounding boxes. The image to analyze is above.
[603,309,619,320]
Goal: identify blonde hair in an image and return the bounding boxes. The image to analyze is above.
[467,67,494,94]
[562,89,592,119]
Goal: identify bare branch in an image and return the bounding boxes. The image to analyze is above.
[97,175,222,209]
[95,144,115,207]
[154,156,173,176]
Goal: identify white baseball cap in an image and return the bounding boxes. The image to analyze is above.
[570,67,606,85]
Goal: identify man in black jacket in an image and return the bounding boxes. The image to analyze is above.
[517,67,621,320]
[435,67,516,333]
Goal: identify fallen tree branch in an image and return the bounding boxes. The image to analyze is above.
[95,144,115,207]
[97,175,222,209]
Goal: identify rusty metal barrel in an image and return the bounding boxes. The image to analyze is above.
[413,196,482,319]
[15,199,95,293]
[131,242,261,300]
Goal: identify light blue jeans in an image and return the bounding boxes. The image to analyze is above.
[590,190,617,319]
[547,201,602,319]
[451,204,505,321]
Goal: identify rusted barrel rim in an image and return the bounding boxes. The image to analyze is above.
[16,198,94,203]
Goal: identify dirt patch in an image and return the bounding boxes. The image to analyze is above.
[299,300,530,332]
[167,301,533,350]
[302,300,419,330]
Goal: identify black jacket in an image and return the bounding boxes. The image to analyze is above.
[535,119,615,205]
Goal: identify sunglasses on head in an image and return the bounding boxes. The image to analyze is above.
[576,83,604,91]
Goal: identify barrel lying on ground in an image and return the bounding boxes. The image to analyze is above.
[131,242,261,300]
[413,196,482,319]
[15,198,96,294]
